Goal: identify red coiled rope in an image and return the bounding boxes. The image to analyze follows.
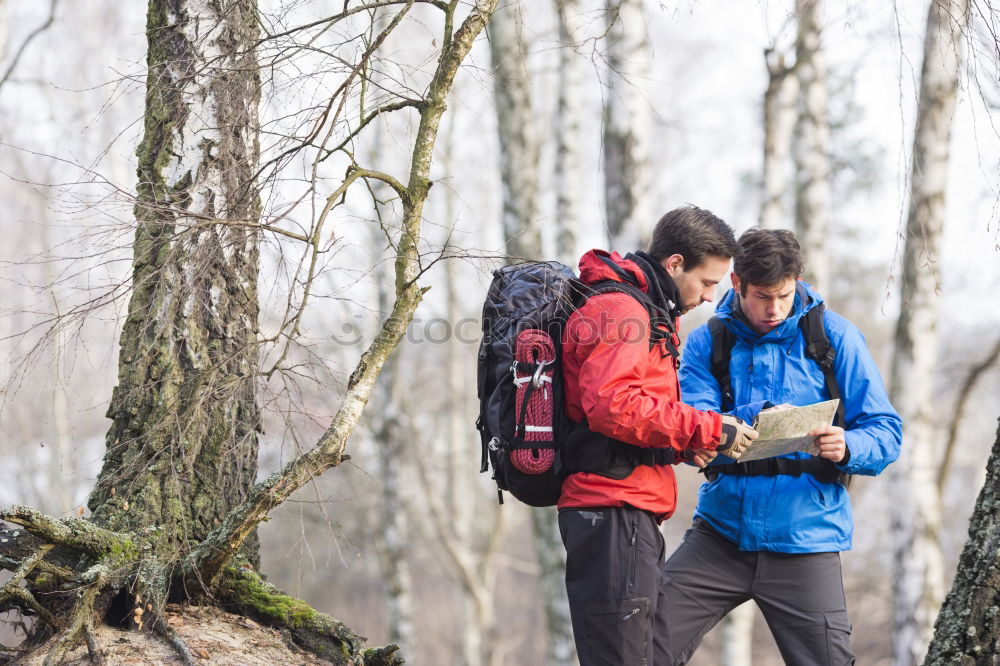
[512,328,557,474]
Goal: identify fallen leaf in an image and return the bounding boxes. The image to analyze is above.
[195,647,210,659]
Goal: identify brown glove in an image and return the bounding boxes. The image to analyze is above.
[718,414,759,460]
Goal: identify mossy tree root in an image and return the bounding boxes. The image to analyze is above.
[217,567,403,666]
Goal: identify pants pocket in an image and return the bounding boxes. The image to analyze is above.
[581,597,650,665]
[825,610,854,665]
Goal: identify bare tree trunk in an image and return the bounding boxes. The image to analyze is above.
[488,1,541,261]
[373,353,413,650]
[489,4,575,662]
[760,49,798,230]
[792,0,831,291]
[88,0,263,565]
[370,224,414,651]
[554,0,584,265]
[889,0,969,663]
[925,418,1000,664]
[603,0,652,251]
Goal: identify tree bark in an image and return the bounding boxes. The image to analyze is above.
[488,1,541,261]
[792,0,831,291]
[889,0,969,663]
[603,0,652,252]
[924,419,1000,665]
[88,0,263,565]
[554,0,584,265]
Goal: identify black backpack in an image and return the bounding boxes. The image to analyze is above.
[704,297,847,484]
[476,260,680,507]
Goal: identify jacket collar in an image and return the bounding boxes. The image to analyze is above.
[577,249,681,317]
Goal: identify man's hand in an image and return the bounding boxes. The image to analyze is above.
[718,415,759,460]
[688,447,718,468]
[810,425,848,463]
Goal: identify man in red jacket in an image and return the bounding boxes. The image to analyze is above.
[558,206,757,665]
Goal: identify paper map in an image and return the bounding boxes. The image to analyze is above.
[732,399,840,463]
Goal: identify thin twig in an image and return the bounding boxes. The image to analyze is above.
[0,0,60,91]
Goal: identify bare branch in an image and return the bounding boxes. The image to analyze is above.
[938,336,1000,490]
[0,506,122,557]
[0,0,60,91]
[188,0,500,584]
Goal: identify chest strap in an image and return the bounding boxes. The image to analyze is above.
[701,457,841,484]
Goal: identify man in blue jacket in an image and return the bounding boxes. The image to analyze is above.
[654,228,902,665]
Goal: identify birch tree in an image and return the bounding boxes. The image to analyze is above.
[603,0,652,251]
[792,0,831,291]
[489,1,541,261]
[760,47,799,230]
[0,1,500,663]
[554,0,584,265]
[888,0,969,663]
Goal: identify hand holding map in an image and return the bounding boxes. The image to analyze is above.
[727,399,840,463]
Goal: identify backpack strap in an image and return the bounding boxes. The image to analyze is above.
[702,457,841,484]
[584,280,680,359]
[559,420,679,480]
[707,317,735,410]
[799,303,845,428]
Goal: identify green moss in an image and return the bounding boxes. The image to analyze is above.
[226,569,316,627]
[219,567,366,663]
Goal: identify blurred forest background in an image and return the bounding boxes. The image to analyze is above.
[1,1,998,664]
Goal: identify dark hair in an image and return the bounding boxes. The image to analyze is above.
[733,228,803,293]
[645,205,738,268]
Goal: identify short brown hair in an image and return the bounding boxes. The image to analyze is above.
[733,228,803,293]
[645,206,738,268]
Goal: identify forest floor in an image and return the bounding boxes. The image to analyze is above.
[17,603,335,665]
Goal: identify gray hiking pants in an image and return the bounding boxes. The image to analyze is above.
[559,506,666,666]
[653,518,854,666]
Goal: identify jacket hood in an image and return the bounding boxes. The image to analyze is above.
[577,249,649,292]
[714,280,824,342]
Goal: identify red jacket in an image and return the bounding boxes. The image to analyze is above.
[558,250,722,519]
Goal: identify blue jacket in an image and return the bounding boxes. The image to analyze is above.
[679,282,902,552]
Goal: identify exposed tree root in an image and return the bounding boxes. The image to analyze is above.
[43,572,108,666]
[2,514,402,665]
[82,623,103,665]
[217,567,403,666]
[154,618,196,666]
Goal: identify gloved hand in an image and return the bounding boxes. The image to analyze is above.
[718,414,758,460]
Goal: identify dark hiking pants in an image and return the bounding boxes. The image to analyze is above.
[559,506,665,666]
[653,518,854,666]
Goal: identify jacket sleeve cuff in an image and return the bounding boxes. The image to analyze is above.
[732,400,770,425]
